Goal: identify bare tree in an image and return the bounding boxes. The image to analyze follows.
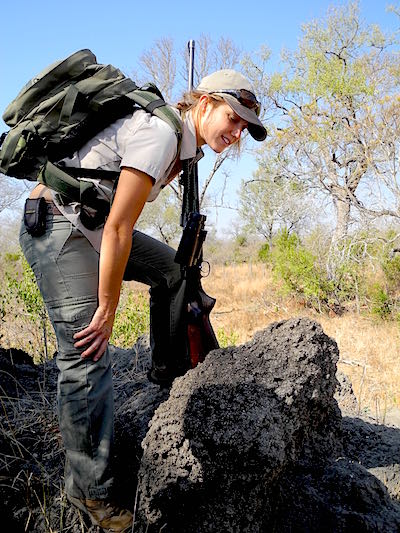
[238,169,313,244]
[139,37,177,101]
[0,175,31,214]
[135,186,181,245]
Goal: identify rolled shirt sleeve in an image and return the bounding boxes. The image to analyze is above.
[120,110,178,198]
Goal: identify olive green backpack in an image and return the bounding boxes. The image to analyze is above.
[0,49,182,209]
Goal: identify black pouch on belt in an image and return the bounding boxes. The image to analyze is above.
[23,197,47,237]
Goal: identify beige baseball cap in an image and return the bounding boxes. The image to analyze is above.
[196,69,267,141]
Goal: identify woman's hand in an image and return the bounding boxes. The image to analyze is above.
[73,306,115,361]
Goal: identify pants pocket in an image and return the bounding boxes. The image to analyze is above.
[58,388,92,452]
[55,226,99,300]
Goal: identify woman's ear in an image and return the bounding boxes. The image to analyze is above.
[198,94,210,114]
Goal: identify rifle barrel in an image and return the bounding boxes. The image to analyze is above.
[188,40,195,92]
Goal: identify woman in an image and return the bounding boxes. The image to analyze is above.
[19,69,267,532]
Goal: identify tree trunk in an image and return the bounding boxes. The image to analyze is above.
[332,195,351,247]
[327,195,351,279]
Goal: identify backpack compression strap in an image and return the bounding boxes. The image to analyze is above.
[38,162,119,205]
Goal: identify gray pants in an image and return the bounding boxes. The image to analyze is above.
[19,211,186,499]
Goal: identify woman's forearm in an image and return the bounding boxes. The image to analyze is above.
[97,223,133,317]
[97,168,154,317]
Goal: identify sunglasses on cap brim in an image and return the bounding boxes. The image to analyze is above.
[212,89,261,116]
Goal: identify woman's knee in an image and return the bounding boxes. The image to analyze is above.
[50,299,98,358]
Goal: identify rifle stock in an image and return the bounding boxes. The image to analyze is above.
[185,269,219,368]
[175,210,219,368]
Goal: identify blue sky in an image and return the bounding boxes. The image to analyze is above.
[1,0,399,233]
[1,1,397,99]
[2,0,397,122]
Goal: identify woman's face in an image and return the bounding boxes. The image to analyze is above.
[195,97,248,152]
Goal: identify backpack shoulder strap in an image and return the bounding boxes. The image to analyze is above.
[126,87,183,149]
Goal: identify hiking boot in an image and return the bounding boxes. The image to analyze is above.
[68,494,133,532]
[147,367,174,388]
[147,362,188,388]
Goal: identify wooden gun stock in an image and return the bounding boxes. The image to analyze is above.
[175,213,220,369]
[187,285,219,368]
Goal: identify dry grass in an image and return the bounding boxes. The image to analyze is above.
[202,263,400,414]
[202,262,281,341]
[320,316,400,416]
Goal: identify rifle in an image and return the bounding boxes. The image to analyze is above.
[175,40,219,368]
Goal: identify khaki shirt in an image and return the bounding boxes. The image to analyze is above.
[53,107,199,251]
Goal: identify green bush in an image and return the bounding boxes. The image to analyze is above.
[1,250,55,361]
[368,283,392,319]
[331,257,364,306]
[4,251,45,319]
[217,327,239,348]
[258,242,270,262]
[382,253,400,293]
[232,233,249,263]
[110,289,150,348]
[269,229,334,311]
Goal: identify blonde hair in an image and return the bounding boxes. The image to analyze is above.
[176,90,222,115]
[176,91,242,154]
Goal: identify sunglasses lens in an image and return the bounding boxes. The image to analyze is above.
[241,99,260,115]
[239,89,256,103]
[236,90,260,115]
[212,89,261,115]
